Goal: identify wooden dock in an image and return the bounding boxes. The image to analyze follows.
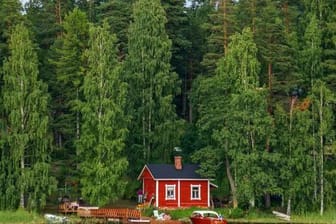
[77,207,150,223]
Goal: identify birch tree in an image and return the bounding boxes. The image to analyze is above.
[2,23,56,210]
[310,80,335,215]
[77,22,129,206]
[125,0,183,168]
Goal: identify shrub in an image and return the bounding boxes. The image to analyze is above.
[228,207,244,219]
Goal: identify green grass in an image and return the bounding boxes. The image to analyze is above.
[145,207,336,223]
[1,206,335,224]
[0,209,44,223]
[291,209,336,223]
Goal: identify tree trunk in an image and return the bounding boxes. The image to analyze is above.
[319,87,324,215]
[188,59,193,123]
[251,0,256,34]
[265,193,271,208]
[225,155,238,208]
[283,1,289,34]
[20,79,25,209]
[268,62,272,113]
[286,198,291,216]
[250,197,255,208]
[20,154,25,208]
[223,0,228,55]
[76,88,80,139]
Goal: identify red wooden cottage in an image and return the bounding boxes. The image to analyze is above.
[137,156,217,208]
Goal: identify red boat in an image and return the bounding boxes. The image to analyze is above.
[190,210,227,224]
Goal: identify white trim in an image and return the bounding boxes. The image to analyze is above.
[156,180,159,207]
[207,180,210,207]
[137,165,156,180]
[178,180,180,207]
[210,182,218,188]
[153,178,208,181]
[165,184,176,200]
[190,184,201,200]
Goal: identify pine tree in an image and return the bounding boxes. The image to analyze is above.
[125,0,183,168]
[96,0,134,60]
[201,0,237,76]
[77,22,129,206]
[76,0,100,23]
[252,0,299,110]
[2,23,56,210]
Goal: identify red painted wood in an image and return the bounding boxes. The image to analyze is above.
[139,167,210,208]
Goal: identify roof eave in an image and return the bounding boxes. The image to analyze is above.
[137,165,156,180]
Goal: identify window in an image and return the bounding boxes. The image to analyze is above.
[191,185,201,200]
[165,185,176,200]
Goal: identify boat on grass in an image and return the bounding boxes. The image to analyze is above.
[44,213,69,224]
[190,210,227,224]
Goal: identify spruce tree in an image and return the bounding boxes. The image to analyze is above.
[25,0,60,83]
[49,8,89,194]
[0,0,23,68]
[125,0,183,168]
[161,0,192,119]
[182,2,210,123]
[77,22,129,206]
[2,23,56,210]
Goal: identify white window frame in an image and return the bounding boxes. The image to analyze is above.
[191,184,201,200]
[165,184,176,200]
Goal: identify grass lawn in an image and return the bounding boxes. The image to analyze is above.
[0,209,44,223]
[0,204,335,224]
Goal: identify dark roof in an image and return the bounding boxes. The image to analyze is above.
[146,164,207,179]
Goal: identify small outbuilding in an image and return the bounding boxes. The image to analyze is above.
[137,156,217,208]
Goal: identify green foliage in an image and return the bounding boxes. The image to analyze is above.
[77,21,129,206]
[228,207,245,219]
[273,103,315,212]
[0,0,24,67]
[201,0,237,76]
[49,8,89,194]
[301,14,322,87]
[125,0,184,167]
[0,0,335,215]
[96,0,134,59]
[2,23,56,210]
[191,146,221,179]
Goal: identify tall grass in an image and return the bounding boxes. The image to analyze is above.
[0,209,43,223]
[292,209,336,223]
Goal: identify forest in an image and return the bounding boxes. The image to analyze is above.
[0,0,336,216]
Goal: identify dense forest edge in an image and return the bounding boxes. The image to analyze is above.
[0,0,336,218]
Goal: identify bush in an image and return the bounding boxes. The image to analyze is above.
[228,207,244,219]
